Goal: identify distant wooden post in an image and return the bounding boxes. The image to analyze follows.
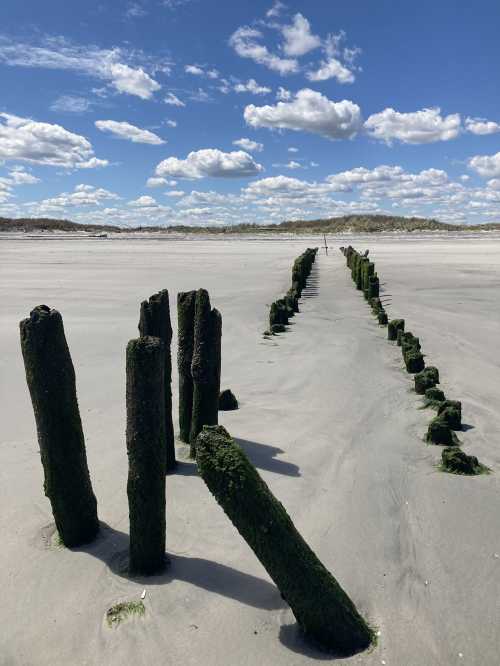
[126,336,167,575]
[323,233,328,255]
[19,305,99,547]
[138,289,176,472]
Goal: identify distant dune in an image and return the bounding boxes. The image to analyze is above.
[2,213,500,235]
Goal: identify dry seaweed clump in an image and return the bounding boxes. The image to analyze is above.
[196,425,373,655]
[106,600,145,628]
[440,447,490,476]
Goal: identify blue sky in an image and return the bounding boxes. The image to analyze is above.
[1,0,500,226]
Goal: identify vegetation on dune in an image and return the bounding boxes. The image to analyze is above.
[3,213,500,234]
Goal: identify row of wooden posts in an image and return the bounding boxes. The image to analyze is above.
[18,264,375,656]
[341,246,487,475]
[268,247,318,333]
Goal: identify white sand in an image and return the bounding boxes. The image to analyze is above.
[1,234,499,665]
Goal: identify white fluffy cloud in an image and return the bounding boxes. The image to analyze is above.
[155,149,264,179]
[465,117,500,135]
[232,138,264,152]
[0,113,107,168]
[468,152,500,178]
[244,88,362,140]
[95,120,165,144]
[128,195,158,207]
[0,37,161,99]
[229,26,298,75]
[107,62,160,99]
[234,79,271,95]
[364,107,461,144]
[164,92,185,106]
[185,64,204,75]
[306,58,354,83]
[281,13,321,57]
[36,184,119,208]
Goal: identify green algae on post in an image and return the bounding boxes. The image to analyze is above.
[19,305,99,548]
[195,425,373,655]
[440,447,490,476]
[426,416,459,446]
[126,336,168,576]
[388,319,404,341]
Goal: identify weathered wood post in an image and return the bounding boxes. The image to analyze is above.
[138,289,176,472]
[126,336,167,575]
[190,289,222,456]
[196,425,373,655]
[19,305,99,547]
[177,290,196,443]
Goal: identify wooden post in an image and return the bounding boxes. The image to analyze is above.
[177,290,196,443]
[190,289,222,456]
[196,426,373,655]
[19,305,99,547]
[138,289,176,472]
[126,336,167,575]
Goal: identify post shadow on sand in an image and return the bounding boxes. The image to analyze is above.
[234,438,301,477]
[73,521,285,612]
[173,438,300,478]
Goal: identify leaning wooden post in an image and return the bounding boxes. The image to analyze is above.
[196,426,372,654]
[190,289,222,455]
[19,305,99,547]
[138,289,176,472]
[126,336,167,576]
[177,290,196,443]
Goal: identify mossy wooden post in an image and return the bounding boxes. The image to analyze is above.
[177,290,196,443]
[19,305,99,547]
[138,290,176,472]
[196,425,372,655]
[387,319,404,341]
[126,336,167,576]
[190,289,222,455]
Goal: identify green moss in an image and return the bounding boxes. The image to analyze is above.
[195,425,373,655]
[106,600,145,628]
[440,447,490,476]
[422,387,446,408]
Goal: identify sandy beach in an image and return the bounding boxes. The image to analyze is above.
[1,234,499,665]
